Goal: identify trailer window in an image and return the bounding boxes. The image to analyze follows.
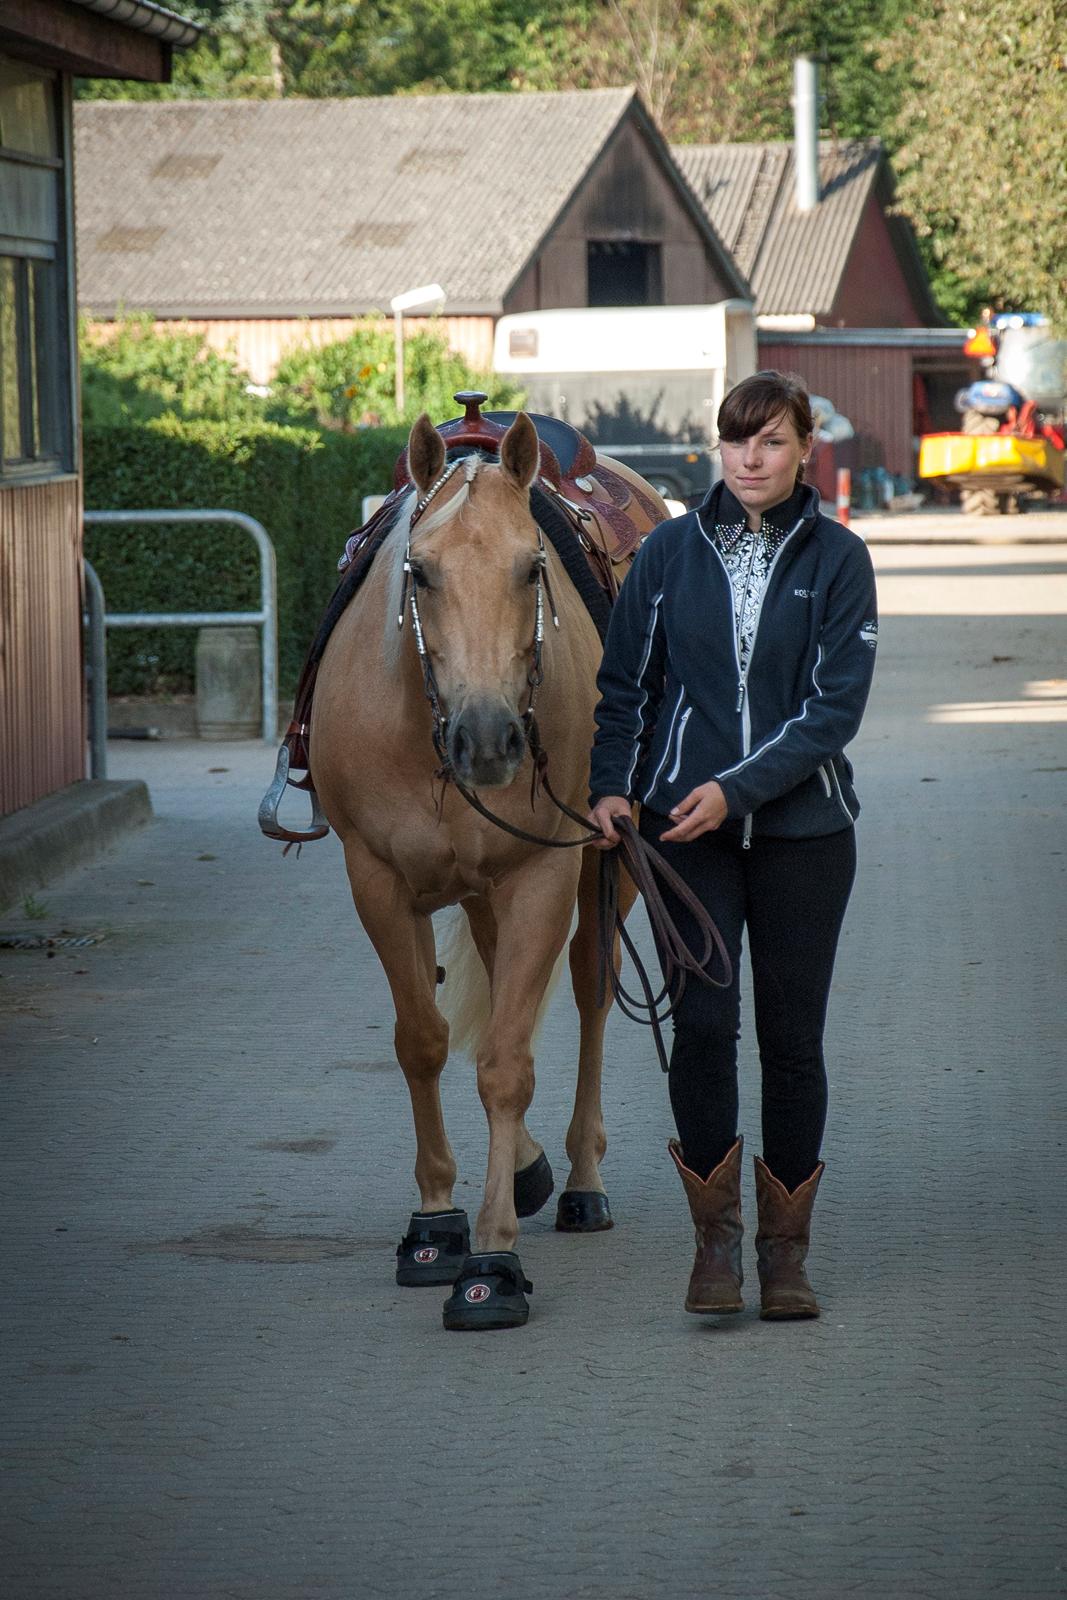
[587,241,663,307]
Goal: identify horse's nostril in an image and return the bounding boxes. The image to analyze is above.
[451,724,473,777]
[503,720,525,764]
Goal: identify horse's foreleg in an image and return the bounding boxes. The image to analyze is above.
[557,846,639,1228]
[342,843,456,1213]
[461,900,544,1178]
[474,856,582,1254]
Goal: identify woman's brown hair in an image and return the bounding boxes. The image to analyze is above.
[717,371,815,482]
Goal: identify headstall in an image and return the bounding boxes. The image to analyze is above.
[397,456,570,823]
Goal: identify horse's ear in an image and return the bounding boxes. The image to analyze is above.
[500,412,540,492]
[408,413,446,493]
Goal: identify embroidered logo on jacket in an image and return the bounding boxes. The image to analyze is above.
[794,588,818,599]
[859,620,878,648]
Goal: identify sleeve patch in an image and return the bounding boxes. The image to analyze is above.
[859,620,878,649]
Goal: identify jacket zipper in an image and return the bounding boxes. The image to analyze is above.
[734,517,806,847]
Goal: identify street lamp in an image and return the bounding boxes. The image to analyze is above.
[389,283,446,414]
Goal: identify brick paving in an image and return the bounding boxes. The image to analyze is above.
[2,541,1066,1600]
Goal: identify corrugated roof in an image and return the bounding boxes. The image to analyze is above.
[73,90,743,318]
[672,139,883,317]
[67,0,202,48]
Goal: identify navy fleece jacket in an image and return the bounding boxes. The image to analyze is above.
[589,481,878,840]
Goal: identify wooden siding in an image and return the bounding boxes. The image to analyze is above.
[0,477,84,818]
[758,340,915,478]
[507,118,738,313]
[103,316,498,387]
[828,197,926,329]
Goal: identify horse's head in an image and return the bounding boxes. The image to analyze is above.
[402,411,545,790]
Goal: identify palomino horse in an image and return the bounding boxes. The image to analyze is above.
[307,409,665,1330]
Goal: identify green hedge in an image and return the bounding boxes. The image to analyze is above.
[83,415,407,695]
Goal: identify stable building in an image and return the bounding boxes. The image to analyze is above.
[0,0,199,826]
[73,88,749,383]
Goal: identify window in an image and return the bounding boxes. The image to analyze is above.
[0,57,73,479]
[587,240,664,307]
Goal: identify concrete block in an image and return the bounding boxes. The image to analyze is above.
[0,779,152,912]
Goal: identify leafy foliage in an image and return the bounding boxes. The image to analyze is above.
[271,323,523,430]
[881,0,1067,331]
[80,315,264,426]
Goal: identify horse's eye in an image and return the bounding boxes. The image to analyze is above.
[527,558,545,586]
[408,561,430,591]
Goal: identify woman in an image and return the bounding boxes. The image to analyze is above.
[589,371,877,1320]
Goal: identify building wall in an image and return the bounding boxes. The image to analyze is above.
[0,477,84,817]
[507,117,735,313]
[827,197,925,329]
[758,339,915,478]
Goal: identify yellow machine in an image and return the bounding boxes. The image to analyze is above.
[919,432,1065,488]
[919,314,1067,513]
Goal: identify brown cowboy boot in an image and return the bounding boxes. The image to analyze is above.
[668,1137,744,1314]
[754,1156,824,1319]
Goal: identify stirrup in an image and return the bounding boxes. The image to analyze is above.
[257,742,330,843]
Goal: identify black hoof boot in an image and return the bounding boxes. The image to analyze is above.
[555,1190,614,1232]
[395,1209,470,1286]
[442,1252,533,1331]
[513,1152,554,1217]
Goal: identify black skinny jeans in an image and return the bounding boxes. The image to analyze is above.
[638,810,857,1191]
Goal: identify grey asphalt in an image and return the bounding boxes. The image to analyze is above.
[2,538,1066,1600]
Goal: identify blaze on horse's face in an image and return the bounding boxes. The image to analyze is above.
[406,412,544,790]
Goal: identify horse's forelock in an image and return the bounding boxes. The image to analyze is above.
[380,465,477,671]
[380,453,540,672]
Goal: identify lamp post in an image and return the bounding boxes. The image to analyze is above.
[389,283,446,415]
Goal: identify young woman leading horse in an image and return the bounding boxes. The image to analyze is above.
[307,410,663,1331]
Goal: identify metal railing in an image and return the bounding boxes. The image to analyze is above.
[83,510,278,743]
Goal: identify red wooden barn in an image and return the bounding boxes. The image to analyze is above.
[673,138,975,484]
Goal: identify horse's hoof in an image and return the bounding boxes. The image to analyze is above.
[555,1190,614,1232]
[442,1251,532,1331]
[395,1209,470,1286]
[513,1151,554,1217]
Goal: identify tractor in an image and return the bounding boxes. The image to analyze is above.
[919,313,1066,514]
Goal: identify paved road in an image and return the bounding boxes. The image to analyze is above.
[2,541,1066,1600]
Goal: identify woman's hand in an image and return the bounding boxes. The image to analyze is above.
[658,781,728,842]
[588,795,632,849]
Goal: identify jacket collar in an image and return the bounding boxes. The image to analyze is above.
[698,480,820,549]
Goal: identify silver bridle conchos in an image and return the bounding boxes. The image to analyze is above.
[397,454,560,773]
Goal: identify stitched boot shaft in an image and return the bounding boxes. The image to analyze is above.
[754,1156,824,1320]
[668,1137,744,1314]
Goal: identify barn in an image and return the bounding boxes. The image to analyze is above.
[673,138,974,483]
[74,89,748,383]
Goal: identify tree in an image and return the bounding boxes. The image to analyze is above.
[882,0,1067,329]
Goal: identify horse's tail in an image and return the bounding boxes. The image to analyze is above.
[437,907,571,1060]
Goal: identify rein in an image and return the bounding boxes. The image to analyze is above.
[400,462,732,1072]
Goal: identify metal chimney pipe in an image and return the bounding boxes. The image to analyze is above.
[793,56,820,211]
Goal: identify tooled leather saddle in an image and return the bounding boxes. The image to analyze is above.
[257,393,665,844]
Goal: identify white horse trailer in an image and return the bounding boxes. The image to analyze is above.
[493,302,757,503]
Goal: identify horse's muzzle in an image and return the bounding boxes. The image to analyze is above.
[447,697,526,789]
